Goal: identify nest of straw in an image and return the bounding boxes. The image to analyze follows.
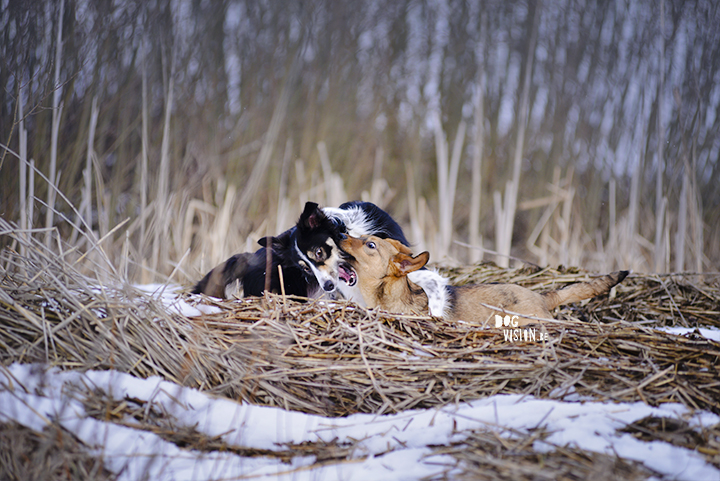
[2,240,719,418]
[2,227,720,477]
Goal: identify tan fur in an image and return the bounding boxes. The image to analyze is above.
[341,235,628,325]
[340,236,430,315]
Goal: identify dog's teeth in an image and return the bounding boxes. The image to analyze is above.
[338,264,357,286]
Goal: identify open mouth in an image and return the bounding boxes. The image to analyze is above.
[338,263,357,287]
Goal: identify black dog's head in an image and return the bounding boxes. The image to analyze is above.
[259,202,344,294]
[293,202,345,293]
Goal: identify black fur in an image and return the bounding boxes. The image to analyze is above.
[445,285,460,312]
[192,202,340,298]
[242,202,342,297]
[336,201,409,246]
[191,252,255,298]
[244,231,314,297]
[192,201,410,299]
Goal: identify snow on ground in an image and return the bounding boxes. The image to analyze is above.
[2,363,719,481]
[655,326,720,343]
[134,283,223,317]
[2,288,719,480]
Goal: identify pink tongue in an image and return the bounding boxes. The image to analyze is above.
[339,265,357,285]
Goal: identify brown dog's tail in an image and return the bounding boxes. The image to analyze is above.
[542,270,629,310]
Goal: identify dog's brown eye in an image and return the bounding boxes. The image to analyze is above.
[367,241,376,249]
[314,247,324,260]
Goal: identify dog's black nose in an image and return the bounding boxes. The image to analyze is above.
[322,280,335,292]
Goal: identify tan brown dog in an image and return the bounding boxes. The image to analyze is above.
[340,235,628,325]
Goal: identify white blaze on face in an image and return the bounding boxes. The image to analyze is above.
[294,239,339,293]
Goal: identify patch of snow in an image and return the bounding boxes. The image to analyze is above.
[134,283,222,317]
[1,363,718,481]
[656,326,720,343]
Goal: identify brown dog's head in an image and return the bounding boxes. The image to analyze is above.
[340,235,429,283]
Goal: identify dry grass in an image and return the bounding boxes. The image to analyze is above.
[0,421,116,481]
[430,427,660,480]
[2,225,719,478]
[79,387,356,466]
[2,233,719,418]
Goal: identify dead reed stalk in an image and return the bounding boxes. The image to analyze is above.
[152,55,176,280]
[433,111,466,261]
[493,2,540,268]
[45,0,65,247]
[140,44,150,275]
[17,92,28,257]
[469,74,485,264]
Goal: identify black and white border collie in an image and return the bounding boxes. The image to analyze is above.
[192,201,447,315]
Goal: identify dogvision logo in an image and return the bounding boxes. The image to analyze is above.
[495,315,549,342]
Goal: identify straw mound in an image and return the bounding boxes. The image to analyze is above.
[178,294,720,417]
[2,237,720,477]
[1,245,719,418]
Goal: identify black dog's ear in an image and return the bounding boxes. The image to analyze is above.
[298,202,326,230]
[258,228,293,250]
[302,201,319,214]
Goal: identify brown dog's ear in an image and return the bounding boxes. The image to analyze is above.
[387,238,414,255]
[391,251,430,276]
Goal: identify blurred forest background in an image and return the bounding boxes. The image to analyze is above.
[1,0,719,285]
